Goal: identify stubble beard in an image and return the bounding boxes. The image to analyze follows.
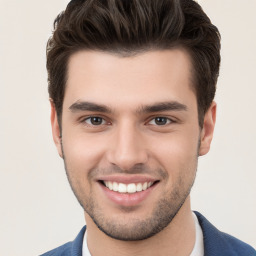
[61,143,198,241]
[84,174,195,241]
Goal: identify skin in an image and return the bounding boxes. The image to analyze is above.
[51,49,216,256]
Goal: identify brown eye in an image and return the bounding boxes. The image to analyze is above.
[155,117,168,125]
[148,117,172,126]
[85,117,106,126]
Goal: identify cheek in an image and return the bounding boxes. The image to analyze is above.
[61,132,108,174]
[150,131,199,175]
[61,135,107,198]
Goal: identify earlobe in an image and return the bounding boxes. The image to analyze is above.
[50,100,63,158]
[199,102,217,156]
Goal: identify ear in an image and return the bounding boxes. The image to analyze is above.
[199,102,217,156]
[50,100,63,158]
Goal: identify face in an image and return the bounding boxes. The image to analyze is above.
[51,49,215,241]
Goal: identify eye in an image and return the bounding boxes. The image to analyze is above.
[148,117,172,126]
[84,116,107,126]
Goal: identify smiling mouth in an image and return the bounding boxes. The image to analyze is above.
[101,181,158,194]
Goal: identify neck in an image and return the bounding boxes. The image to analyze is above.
[85,196,195,256]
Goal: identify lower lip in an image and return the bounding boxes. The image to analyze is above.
[99,182,157,207]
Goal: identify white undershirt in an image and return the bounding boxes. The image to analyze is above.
[190,212,204,256]
[82,230,91,256]
[82,213,204,256]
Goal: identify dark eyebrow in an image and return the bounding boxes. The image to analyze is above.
[137,101,187,114]
[69,100,187,114]
[69,101,112,113]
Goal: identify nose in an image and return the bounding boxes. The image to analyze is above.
[106,122,148,171]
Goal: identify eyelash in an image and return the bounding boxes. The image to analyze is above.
[81,116,174,127]
[147,117,173,126]
[82,116,109,127]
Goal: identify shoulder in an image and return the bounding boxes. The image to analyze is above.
[194,211,256,256]
[40,242,72,256]
[40,226,86,256]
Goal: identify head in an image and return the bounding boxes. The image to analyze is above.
[47,0,220,241]
[47,0,220,129]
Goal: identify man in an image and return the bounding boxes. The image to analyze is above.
[42,0,256,255]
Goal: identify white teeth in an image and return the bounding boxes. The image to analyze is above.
[113,182,118,192]
[103,181,154,193]
[147,181,153,188]
[118,183,127,193]
[142,182,148,191]
[108,182,113,190]
[127,183,136,193]
[136,183,143,192]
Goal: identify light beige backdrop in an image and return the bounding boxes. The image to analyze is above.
[1,0,256,255]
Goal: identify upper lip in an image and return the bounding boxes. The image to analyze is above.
[96,175,159,184]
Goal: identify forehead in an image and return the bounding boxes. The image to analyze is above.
[64,49,196,112]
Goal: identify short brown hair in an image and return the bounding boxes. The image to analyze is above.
[46,0,221,127]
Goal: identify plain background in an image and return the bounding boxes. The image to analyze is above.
[1,0,256,255]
